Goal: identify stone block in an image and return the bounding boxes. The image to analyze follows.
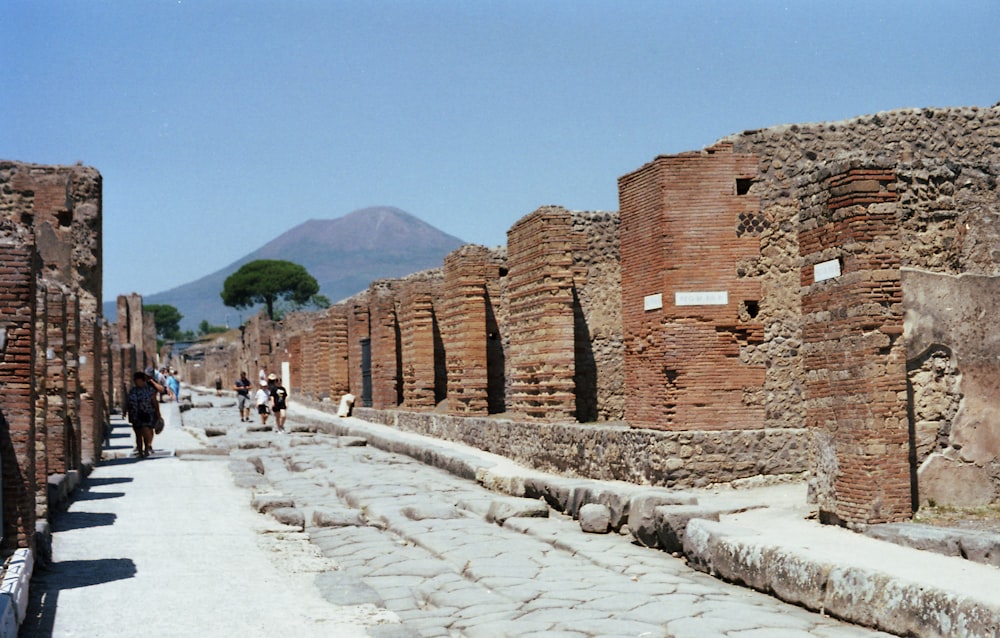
[578,503,611,534]
[654,504,720,553]
[627,490,698,548]
[269,507,305,530]
[485,497,549,525]
[251,494,295,513]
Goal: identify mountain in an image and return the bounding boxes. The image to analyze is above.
[104,206,466,331]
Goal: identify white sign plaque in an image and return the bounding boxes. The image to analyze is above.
[643,293,663,311]
[675,291,728,306]
[814,259,842,283]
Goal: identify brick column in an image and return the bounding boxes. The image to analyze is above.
[369,282,401,409]
[506,208,576,420]
[442,246,491,414]
[347,299,370,405]
[45,288,69,475]
[78,312,102,464]
[66,294,81,471]
[399,278,440,409]
[0,243,37,552]
[313,312,332,401]
[618,145,765,430]
[328,305,350,401]
[800,166,911,525]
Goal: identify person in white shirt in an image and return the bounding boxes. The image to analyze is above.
[255,381,270,426]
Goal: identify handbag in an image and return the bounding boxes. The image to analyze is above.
[154,417,165,434]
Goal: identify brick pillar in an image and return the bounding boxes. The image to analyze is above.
[399,278,440,409]
[328,305,350,401]
[618,144,765,430]
[442,246,491,414]
[0,243,37,552]
[369,282,401,409]
[347,299,370,405]
[33,287,49,520]
[800,166,911,525]
[507,208,576,420]
[65,294,81,471]
[313,313,332,401]
[45,288,69,475]
[286,334,302,394]
[78,312,102,463]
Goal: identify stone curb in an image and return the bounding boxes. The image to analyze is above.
[684,518,1000,638]
[0,549,33,636]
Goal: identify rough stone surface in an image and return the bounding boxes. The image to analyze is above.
[627,491,698,548]
[654,504,722,554]
[312,507,366,528]
[251,494,295,514]
[484,497,549,526]
[578,503,611,534]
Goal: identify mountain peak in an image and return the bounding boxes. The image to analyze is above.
[108,207,466,330]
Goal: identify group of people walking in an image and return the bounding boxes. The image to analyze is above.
[234,367,288,433]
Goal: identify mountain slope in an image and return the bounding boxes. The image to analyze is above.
[104,206,466,331]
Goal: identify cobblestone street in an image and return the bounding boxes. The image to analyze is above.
[231,408,892,638]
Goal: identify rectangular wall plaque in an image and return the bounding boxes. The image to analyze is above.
[814,258,842,283]
[643,293,663,311]
[675,291,728,306]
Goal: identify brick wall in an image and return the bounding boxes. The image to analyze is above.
[0,243,37,552]
[506,208,577,420]
[800,165,911,525]
[619,144,765,431]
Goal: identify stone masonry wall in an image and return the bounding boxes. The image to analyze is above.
[570,211,624,422]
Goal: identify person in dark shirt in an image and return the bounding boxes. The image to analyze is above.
[268,373,288,434]
[126,370,160,458]
[233,372,251,422]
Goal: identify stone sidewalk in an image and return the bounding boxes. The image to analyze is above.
[17,401,396,637]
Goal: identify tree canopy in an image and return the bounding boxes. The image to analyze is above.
[144,304,183,341]
[221,259,323,320]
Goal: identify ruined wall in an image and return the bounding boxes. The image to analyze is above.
[726,106,1000,511]
[618,145,766,431]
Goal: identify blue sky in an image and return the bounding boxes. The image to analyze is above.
[4,1,998,300]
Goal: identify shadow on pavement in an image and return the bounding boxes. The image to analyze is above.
[51,512,117,533]
[20,558,137,638]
